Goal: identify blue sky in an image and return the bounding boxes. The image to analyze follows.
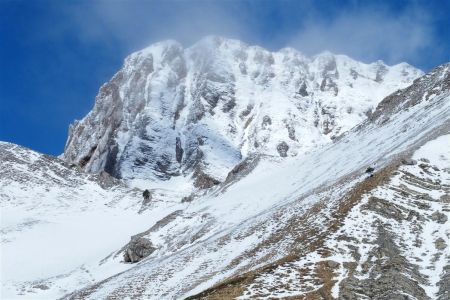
[1,0,449,155]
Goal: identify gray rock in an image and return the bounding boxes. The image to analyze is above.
[181,194,194,203]
[175,137,183,163]
[375,63,388,83]
[432,165,440,171]
[402,158,417,165]
[193,167,220,189]
[339,225,428,300]
[366,197,404,220]
[437,265,450,299]
[123,237,155,263]
[419,163,431,172]
[262,115,272,128]
[298,82,309,96]
[276,141,289,158]
[431,211,448,224]
[33,284,49,290]
[435,238,447,251]
[414,198,432,208]
[222,98,236,113]
[62,38,424,186]
[286,124,296,141]
[239,104,253,118]
[440,194,450,203]
[224,155,260,185]
[327,260,339,268]
[97,171,121,189]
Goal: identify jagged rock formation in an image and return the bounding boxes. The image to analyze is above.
[63,36,422,185]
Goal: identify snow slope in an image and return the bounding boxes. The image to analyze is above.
[0,143,193,299]
[61,64,450,299]
[238,134,450,299]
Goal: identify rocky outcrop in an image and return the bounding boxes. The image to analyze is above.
[431,211,448,224]
[96,171,121,189]
[370,63,450,123]
[123,237,155,263]
[193,168,220,189]
[438,265,450,299]
[339,225,429,299]
[224,154,260,185]
[175,137,184,163]
[402,158,417,165]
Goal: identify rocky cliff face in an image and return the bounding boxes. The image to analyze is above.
[63,36,422,184]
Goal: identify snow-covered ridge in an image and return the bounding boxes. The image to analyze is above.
[63,36,423,185]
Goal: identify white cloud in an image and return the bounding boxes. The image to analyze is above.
[58,1,439,67]
[63,1,250,52]
[287,6,434,65]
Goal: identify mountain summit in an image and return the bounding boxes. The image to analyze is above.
[63,36,422,186]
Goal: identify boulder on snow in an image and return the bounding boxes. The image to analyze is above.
[431,211,448,224]
[123,237,155,263]
[327,260,339,268]
[262,115,272,128]
[276,141,289,157]
[435,237,447,251]
[401,158,417,165]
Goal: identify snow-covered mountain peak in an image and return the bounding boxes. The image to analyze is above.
[3,38,450,299]
[63,37,424,185]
